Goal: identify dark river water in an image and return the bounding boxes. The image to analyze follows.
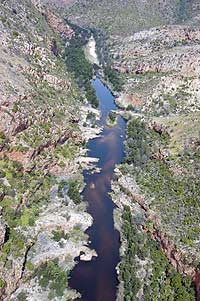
[69,78,126,301]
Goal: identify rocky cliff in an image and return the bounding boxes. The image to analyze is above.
[1,0,200,300]
[0,1,99,300]
[61,1,199,299]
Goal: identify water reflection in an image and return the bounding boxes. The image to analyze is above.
[69,78,126,301]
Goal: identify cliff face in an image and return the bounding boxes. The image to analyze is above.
[41,1,200,300]
[152,229,200,300]
[0,0,78,161]
[36,1,200,299]
[0,1,98,300]
[112,25,200,116]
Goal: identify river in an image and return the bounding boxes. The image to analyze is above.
[69,78,126,301]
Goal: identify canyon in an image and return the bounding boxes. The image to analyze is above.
[0,0,200,301]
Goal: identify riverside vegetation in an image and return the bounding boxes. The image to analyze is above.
[0,1,100,300]
[1,0,200,300]
[65,0,200,299]
[116,117,199,300]
[120,205,196,301]
[63,25,99,108]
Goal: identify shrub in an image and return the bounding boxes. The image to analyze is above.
[34,259,68,297]
[17,291,28,301]
[52,230,68,242]
[67,180,81,204]
[0,131,5,140]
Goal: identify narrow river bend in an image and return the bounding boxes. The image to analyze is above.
[69,78,126,301]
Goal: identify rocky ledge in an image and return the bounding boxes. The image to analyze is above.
[0,1,102,300]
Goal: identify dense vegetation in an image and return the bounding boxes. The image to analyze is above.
[0,158,54,263]
[64,27,99,107]
[104,67,124,92]
[33,259,68,298]
[0,158,53,228]
[125,118,169,166]
[67,179,81,204]
[117,117,200,299]
[124,118,200,247]
[120,205,196,301]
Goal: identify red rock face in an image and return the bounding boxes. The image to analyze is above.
[45,9,75,39]
[148,121,169,135]
[151,227,200,299]
[129,187,200,298]
[0,151,30,167]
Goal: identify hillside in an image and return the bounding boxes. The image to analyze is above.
[0,0,200,300]
[0,1,99,300]
[65,0,200,35]
[64,0,200,299]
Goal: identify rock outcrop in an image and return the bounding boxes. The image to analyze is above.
[113,25,200,115]
[0,1,100,300]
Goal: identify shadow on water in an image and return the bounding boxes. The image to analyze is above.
[69,78,126,301]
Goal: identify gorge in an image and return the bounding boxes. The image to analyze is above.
[0,1,200,300]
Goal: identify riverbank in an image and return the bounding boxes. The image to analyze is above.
[84,35,100,66]
[110,114,199,300]
[0,3,106,300]
[9,101,103,301]
[83,33,199,300]
[68,77,126,301]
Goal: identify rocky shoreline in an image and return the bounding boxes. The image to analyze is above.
[0,2,103,299]
[1,1,199,300]
[111,166,199,300]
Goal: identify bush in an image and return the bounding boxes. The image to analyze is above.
[67,180,81,204]
[34,259,68,297]
[0,131,5,140]
[52,230,68,242]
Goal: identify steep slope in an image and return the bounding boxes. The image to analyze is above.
[113,25,200,116]
[0,1,98,300]
[106,9,200,299]
[55,0,200,299]
[107,9,200,301]
[1,0,200,300]
[64,0,200,35]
